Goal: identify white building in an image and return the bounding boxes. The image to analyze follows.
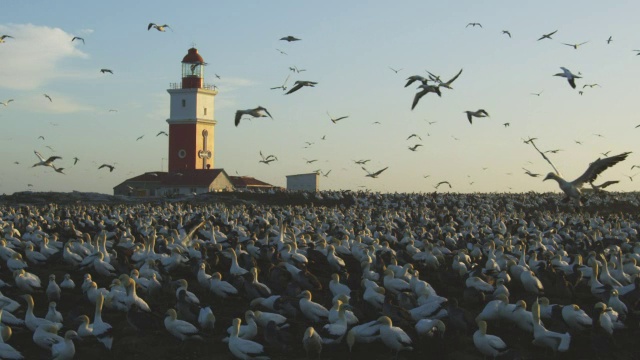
[286,173,319,192]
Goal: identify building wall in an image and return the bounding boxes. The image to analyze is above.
[168,124,198,171]
[286,173,319,191]
[167,88,216,122]
[210,172,234,191]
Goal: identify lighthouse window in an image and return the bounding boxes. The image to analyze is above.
[181,99,186,107]
[204,108,207,115]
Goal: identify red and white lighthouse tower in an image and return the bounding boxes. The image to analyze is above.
[167,48,218,171]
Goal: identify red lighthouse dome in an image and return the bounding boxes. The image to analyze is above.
[181,48,205,89]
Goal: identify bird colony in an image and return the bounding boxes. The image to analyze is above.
[0,189,639,359]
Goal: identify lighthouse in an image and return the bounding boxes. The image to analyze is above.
[167,47,218,171]
[113,47,279,197]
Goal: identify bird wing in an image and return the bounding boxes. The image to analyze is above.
[597,180,620,189]
[262,107,273,119]
[466,112,473,124]
[567,78,576,89]
[285,83,303,94]
[444,68,463,86]
[148,23,155,30]
[34,151,45,162]
[47,156,61,162]
[234,111,243,127]
[571,152,631,187]
[373,167,389,176]
[411,88,427,110]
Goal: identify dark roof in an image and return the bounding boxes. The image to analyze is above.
[182,48,204,64]
[115,169,227,188]
[229,176,275,188]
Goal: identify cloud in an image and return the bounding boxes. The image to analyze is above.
[0,23,89,90]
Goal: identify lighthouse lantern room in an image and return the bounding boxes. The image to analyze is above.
[167,47,218,171]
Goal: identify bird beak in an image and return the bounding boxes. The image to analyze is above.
[543,174,552,181]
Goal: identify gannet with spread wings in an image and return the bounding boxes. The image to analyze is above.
[544,152,631,203]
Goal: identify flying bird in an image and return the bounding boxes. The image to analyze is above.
[32,151,61,168]
[562,41,589,49]
[136,135,144,141]
[234,106,273,127]
[606,36,613,44]
[593,133,605,138]
[280,36,301,42]
[259,151,277,165]
[574,140,583,145]
[435,181,452,189]
[354,160,370,165]
[0,35,14,43]
[523,168,540,177]
[404,75,430,88]
[100,69,113,74]
[543,152,631,203]
[502,30,511,38]
[503,123,510,127]
[554,67,581,89]
[623,173,639,182]
[531,90,544,96]
[583,83,600,89]
[71,36,84,44]
[289,66,306,73]
[537,30,558,41]
[285,81,317,95]
[466,23,482,28]
[270,74,290,91]
[327,112,349,124]
[157,131,168,137]
[38,136,45,140]
[275,49,287,55]
[0,99,13,106]
[427,68,463,89]
[407,134,422,141]
[411,84,441,110]
[53,167,65,175]
[305,158,318,164]
[464,109,490,124]
[388,67,403,74]
[73,157,79,165]
[408,144,423,151]
[148,23,171,32]
[98,164,115,172]
[322,170,331,177]
[363,167,389,178]
[44,94,52,102]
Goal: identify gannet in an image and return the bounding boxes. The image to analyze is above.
[473,320,507,358]
[148,23,171,32]
[0,35,14,43]
[538,30,558,41]
[280,36,300,42]
[411,84,441,110]
[71,36,84,44]
[92,293,113,349]
[298,290,329,322]
[377,316,413,355]
[285,81,317,95]
[32,151,61,169]
[98,164,115,172]
[228,318,269,360]
[531,299,571,353]
[362,166,389,178]
[553,67,581,89]
[303,327,322,359]
[327,111,349,124]
[33,323,63,350]
[235,106,273,127]
[466,23,482,28]
[45,302,63,324]
[562,41,589,49]
[224,311,258,341]
[164,309,202,341]
[502,30,511,38]
[100,69,113,74]
[543,152,630,203]
[51,330,80,360]
[22,295,62,332]
[464,109,489,124]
